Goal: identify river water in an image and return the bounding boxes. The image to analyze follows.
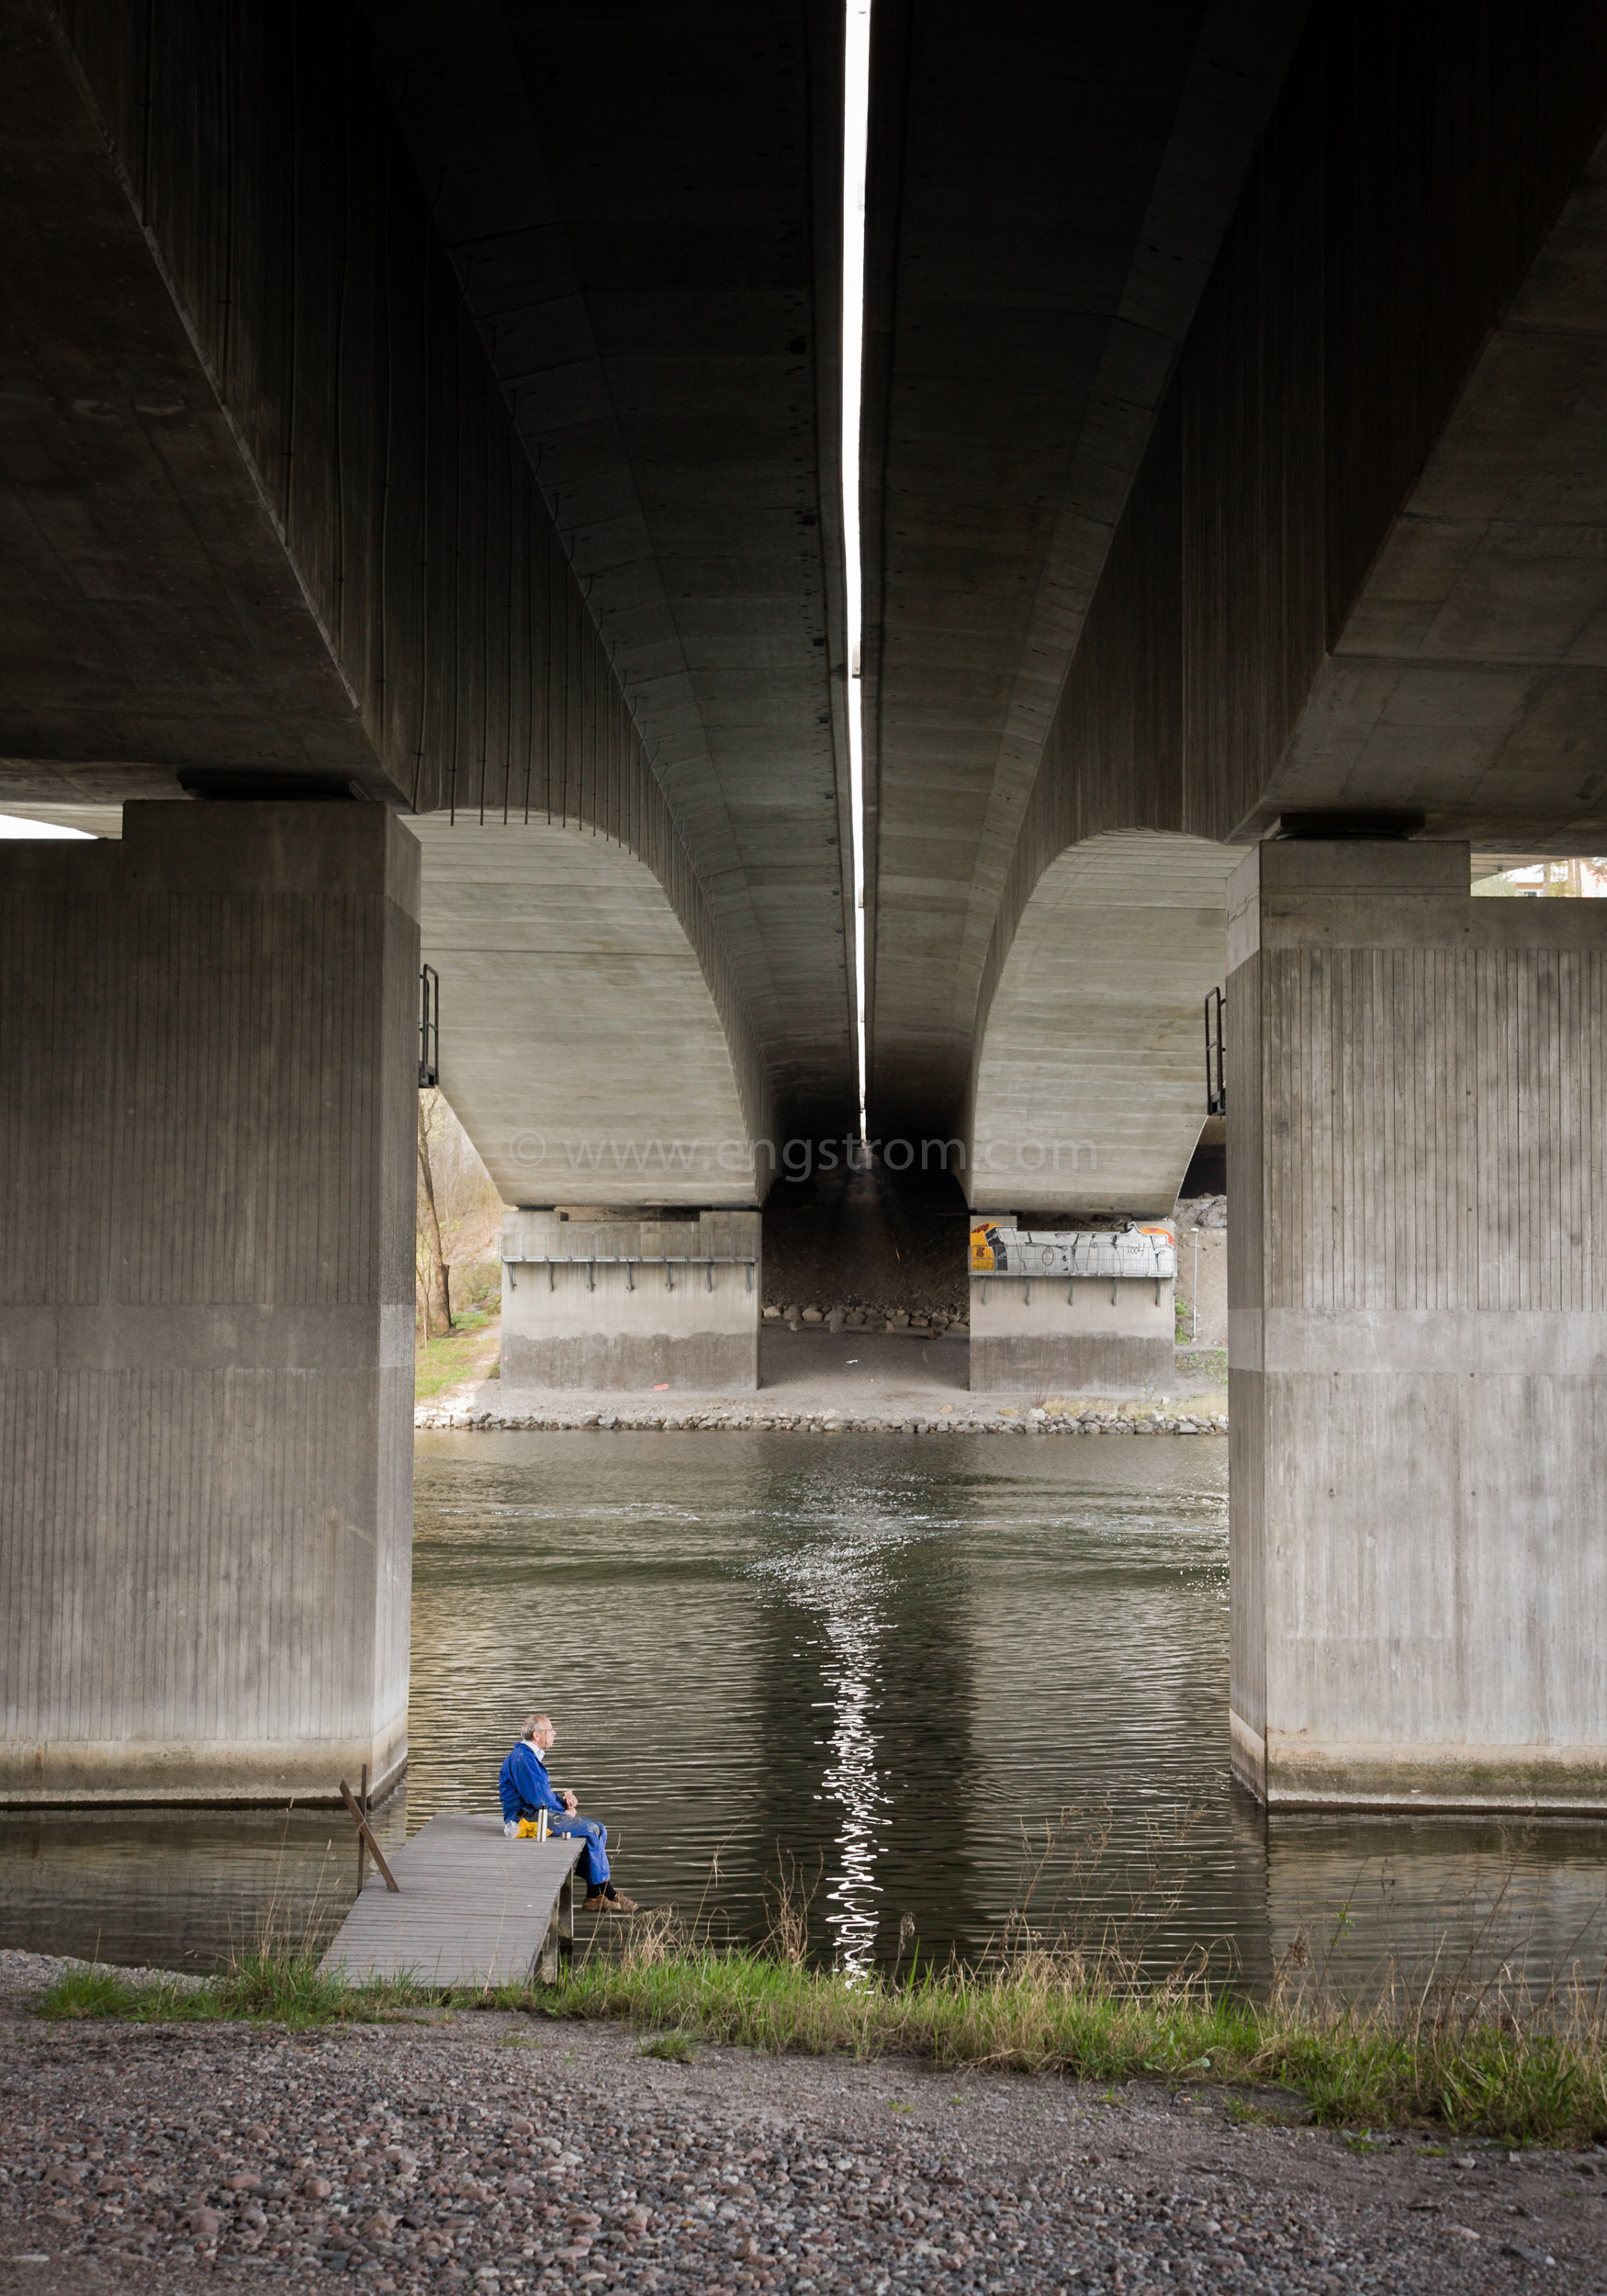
[3,1431,1604,1995]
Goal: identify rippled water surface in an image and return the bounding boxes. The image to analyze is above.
[4,1430,1605,1987]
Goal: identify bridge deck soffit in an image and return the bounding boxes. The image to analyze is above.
[0,0,384,805]
[367,0,859,1133]
[1258,129,1607,853]
[860,0,1306,1130]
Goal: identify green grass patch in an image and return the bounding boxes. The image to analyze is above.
[528,1948,1607,2147]
[37,1949,417,2031]
[36,1938,1607,2149]
[638,2029,697,2063]
[414,1303,500,1401]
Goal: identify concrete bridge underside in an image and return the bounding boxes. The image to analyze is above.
[1,0,1605,1809]
[412,816,769,1210]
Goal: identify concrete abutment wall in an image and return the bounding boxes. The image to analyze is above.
[0,803,418,1804]
[500,1210,762,1394]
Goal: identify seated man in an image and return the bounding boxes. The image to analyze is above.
[498,1711,636,1915]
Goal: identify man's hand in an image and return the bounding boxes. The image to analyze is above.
[560,1790,579,1815]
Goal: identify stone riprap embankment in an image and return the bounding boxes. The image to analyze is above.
[762,1304,969,1335]
[416,1398,1227,1436]
[1,1959,1598,2294]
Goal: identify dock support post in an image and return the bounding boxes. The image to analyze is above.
[537,1863,576,1985]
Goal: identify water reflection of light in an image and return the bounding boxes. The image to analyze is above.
[817,1589,892,1975]
[748,1479,953,1975]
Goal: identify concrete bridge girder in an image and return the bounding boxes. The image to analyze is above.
[966,832,1239,1221]
[413,814,771,1210]
[1258,127,1607,848]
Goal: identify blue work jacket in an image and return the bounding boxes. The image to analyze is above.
[499,1739,566,1823]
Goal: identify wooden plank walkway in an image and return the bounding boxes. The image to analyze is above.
[322,1813,586,1987]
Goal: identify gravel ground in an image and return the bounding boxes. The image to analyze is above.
[416,1331,1228,1437]
[416,1401,1226,1436]
[1,1959,1604,2294]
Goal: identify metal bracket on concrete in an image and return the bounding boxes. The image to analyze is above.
[418,965,440,1089]
[1205,984,1226,1115]
[515,1250,758,1275]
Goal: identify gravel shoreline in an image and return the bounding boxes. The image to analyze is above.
[414,1402,1228,1437]
[2,1955,1602,2294]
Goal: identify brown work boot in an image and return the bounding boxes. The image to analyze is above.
[582,1886,637,1914]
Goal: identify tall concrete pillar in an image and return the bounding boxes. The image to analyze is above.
[0,802,419,1805]
[1229,840,1607,1811]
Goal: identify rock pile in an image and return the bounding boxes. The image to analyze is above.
[762,1303,968,1335]
[417,1400,1227,1436]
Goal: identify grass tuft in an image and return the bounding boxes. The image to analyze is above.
[638,2029,697,2063]
[506,1943,1607,2147]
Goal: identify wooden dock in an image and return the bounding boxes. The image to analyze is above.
[322,1812,586,1987]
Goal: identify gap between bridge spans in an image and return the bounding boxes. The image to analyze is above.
[843,0,872,1144]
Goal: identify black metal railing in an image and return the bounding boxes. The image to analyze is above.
[1204,985,1226,1115]
[419,964,440,1089]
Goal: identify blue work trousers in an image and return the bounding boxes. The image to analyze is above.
[546,1814,610,1890]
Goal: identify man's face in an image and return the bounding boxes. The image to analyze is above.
[533,1717,556,1753]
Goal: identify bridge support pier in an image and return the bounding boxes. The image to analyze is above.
[967,1213,1175,1392]
[0,803,419,1805]
[1229,840,1607,1810]
[500,1210,761,1392]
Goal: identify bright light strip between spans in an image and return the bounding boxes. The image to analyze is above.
[842,0,871,1143]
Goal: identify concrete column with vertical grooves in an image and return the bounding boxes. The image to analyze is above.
[1228,839,1607,1811]
[0,802,420,1805]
